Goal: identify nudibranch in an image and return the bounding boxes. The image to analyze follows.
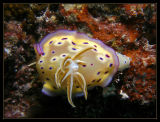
[34,30,131,107]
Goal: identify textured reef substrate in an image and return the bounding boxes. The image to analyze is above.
[4,3,156,118]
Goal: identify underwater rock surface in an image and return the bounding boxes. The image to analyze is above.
[4,3,156,118]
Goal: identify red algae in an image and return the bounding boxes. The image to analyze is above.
[120,40,156,103]
[121,4,147,16]
[4,3,156,118]
[59,4,141,45]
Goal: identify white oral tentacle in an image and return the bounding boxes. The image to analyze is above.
[59,58,86,107]
[61,59,78,86]
[64,59,72,67]
[69,72,75,107]
[60,56,71,73]
[55,68,60,88]
[75,60,86,64]
[61,70,72,86]
[74,72,87,100]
